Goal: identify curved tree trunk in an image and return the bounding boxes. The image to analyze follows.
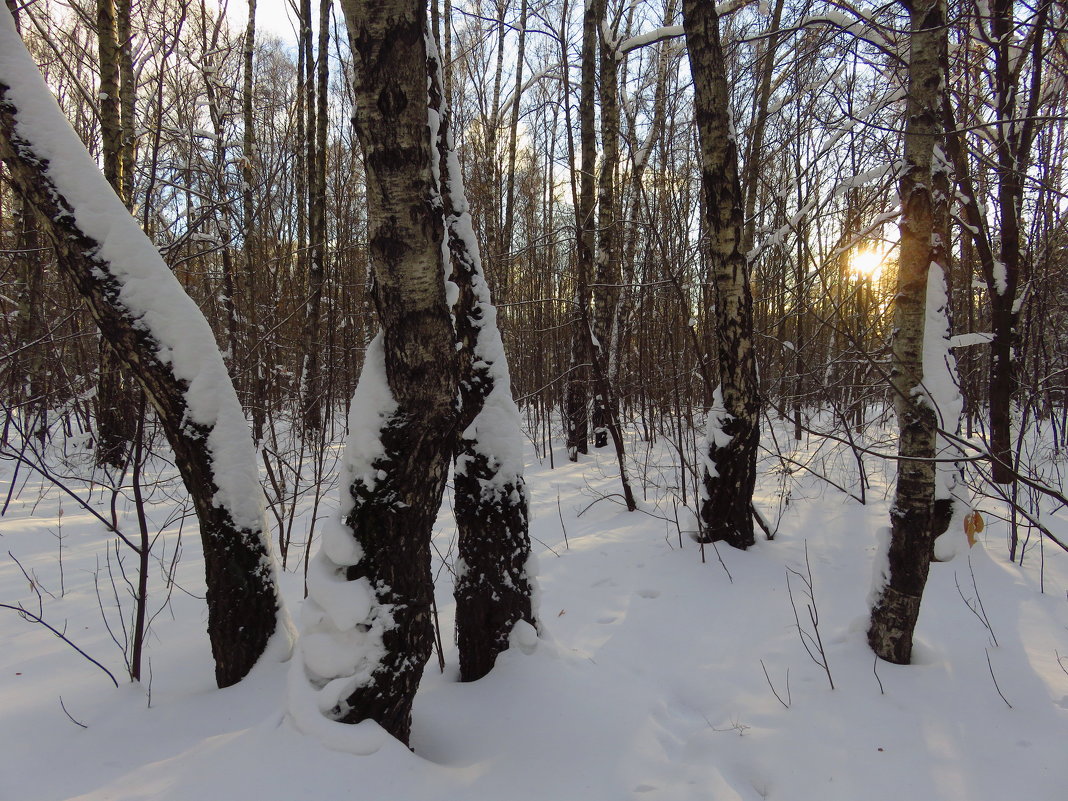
[0,15,292,687]
[425,36,538,683]
[427,36,537,683]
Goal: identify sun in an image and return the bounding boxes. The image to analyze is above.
[850,248,885,280]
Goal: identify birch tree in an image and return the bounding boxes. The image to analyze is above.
[868,0,953,664]
[0,6,294,686]
[428,33,538,684]
[290,0,460,746]
[683,0,759,550]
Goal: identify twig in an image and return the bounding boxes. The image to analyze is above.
[0,603,118,687]
[954,555,999,646]
[760,659,791,708]
[785,543,834,689]
[873,654,885,695]
[556,490,570,549]
[751,502,773,540]
[709,539,734,584]
[59,696,87,728]
[985,648,1012,709]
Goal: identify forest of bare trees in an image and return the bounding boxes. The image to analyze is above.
[3,0,1067,743]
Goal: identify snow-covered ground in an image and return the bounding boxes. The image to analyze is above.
[1,422,1066,800]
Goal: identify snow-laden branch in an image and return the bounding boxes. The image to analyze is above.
[615,0,754,58]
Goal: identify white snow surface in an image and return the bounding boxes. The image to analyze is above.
[920,264,964,503]
[950,332,994,348]
[330,333,396,513]
[289,332,397,730]
[0,10,264,538]
[2,420,1067,800]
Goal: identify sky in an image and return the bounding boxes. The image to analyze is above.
[220,0,305,43]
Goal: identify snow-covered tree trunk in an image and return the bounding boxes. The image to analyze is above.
[592,4,620,451]
[683,0,759,550]
[290,0,459,746]
[868,0,950,665]
[427,37,538,683]
[0,10,293,687]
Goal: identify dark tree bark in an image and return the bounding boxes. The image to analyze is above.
[305,0,459,744]
[241,0,265,442]
[500,0,527,261]
[12,195,47,444]
[565,0,602,461]
[868,0,949,665]
[942,0,1051,485]
[94,0,136,468]
[683,0,759,550]
[0,39,289,687]
[428,36,537,683]
[300,0,330,434]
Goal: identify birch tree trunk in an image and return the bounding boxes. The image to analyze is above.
[683,0,759,550]
[428,36,537,683]
[868,0,949,664]
[295,0,459,745]
[0,14,292,686]
[592,3,620,450]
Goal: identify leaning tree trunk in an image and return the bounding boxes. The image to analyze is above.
[0,13,292,687]
[683,0,759,550]
[291,0,459,746]
[428,34,537,683]
[868,0,949,665]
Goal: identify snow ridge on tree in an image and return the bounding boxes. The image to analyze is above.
[0,6,293,686]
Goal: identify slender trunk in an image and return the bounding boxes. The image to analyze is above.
[684,0,759,550]
[94,0,134,468]
[740,0,784,256]
[592,5,620,449]
[868,0,948,665]
[501,0,527,261]
[242,0,264,441]
[14,196,46,442]
[301,0,330,434]
[116,0,135,208]
[566,0,601,460]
